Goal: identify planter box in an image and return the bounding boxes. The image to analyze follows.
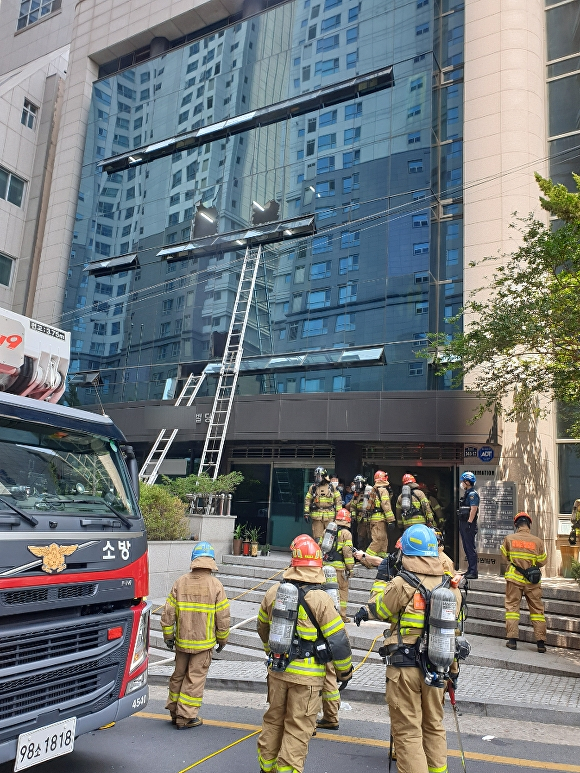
[148,514,236,599]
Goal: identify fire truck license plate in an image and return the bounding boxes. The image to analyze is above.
[14,718,76,771]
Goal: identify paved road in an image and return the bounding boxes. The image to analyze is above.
[3,686,580,773]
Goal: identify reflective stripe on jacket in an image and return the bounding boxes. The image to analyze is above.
[161,569,230,652]
[501,524,547,586]
[304,483,343,519]
[257,581,353,685]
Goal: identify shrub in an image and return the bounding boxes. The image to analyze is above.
[161,471,244,502]
[140,485,189,541]
[570,558,580,585]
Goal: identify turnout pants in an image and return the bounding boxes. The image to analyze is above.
[258,675,321,773]
[505,579,547,640]
[366,520,388,560]
[311,516,334,541]
[336,569,349,621]
[166,649,212,724]
[321,664,340,724]
[357,519,370,551]
[386,666,448,773]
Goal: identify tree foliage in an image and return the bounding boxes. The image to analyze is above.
[161,471,244,502]
[139,485,189,540]
[426,174,580,434]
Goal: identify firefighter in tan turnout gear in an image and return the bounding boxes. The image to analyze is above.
[319,507,355,621]
[501,512,548,653]
[396,473,435,530]
[349,475,370,549]
[360,470,395,565]
[161,541,230,729]
[257,534,353,773]
[304,466,343,541]
[354,524,462,773]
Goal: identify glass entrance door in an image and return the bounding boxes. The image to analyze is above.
[269,465,335,548]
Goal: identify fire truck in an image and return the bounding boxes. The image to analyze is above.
[0,309,149,770]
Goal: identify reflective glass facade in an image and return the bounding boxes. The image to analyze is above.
[63,0,464,405]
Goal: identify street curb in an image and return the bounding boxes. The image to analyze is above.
[147,673,580,726]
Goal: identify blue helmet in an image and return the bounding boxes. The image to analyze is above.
[401,524,438,557]
[460,471,476,486]
[191,541,215,561]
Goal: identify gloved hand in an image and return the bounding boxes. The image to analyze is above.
[446,674,458,692]
[215,642,226,653]
[165,638,175,651]
[338,667,353,689]
[304,514,310,522]
[354,607,369,627]
[386,521,397,536]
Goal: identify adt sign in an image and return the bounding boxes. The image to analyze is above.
[478,446,495,463]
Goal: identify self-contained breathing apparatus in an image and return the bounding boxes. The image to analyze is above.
[268,582,333,671]
[378,572,470,688]
[320,521,338,557]
[323,565,341,610]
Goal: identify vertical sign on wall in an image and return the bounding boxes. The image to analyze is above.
[476,480,517,573]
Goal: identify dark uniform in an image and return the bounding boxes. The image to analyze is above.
[458,486,479,578]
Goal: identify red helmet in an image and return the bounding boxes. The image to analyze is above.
[336,508,351,525]
[402,473,416,485]
[290,534,323,566]
[417,482,427,492]
[374,470,389,483]
[514,512,532,526]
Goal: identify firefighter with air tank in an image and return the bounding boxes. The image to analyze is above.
[349,474,370,550]
[357,470,396,565]
[256,535,353,773]
[319,507,355,622]
[396,473,435,530]
[353,524,467,773]
[304,466,343,541]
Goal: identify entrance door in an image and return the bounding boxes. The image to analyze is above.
[269,465,335,549]
[362,464,457,565]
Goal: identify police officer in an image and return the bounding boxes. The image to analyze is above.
[354,525,461,773]
[349,475,369,549]
[458,471,479,579]
[396,473,434,530]
[161,542,230,729]
[360,470,395,565]
[501,512,547,653]
[304,467,343,541]
[256,535,353,773]
[320,507,355,622]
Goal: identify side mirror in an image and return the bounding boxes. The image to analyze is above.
[121,444,140,499]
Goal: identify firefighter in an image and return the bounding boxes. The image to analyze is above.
[569,499,580,545]
[501,512,548,653]
[354,524,461,773]
[395,473,434,530]
[304,466,343,541]
[320,507,355,622]
[359,470,395,566]
[257,534,353,773]
[161,541,230,729]
[418,482,445,532]
[349,475,369,550]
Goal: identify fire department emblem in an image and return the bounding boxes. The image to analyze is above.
[27,543,79,573]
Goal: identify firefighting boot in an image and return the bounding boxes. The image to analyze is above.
[177,717,203,729]
[506,639,517,650]
[316,718,339,730]
[537,640,547,653]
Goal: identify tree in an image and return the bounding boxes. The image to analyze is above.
[161,471,244,502]
[139,485,189,540]
[426,176,580,435]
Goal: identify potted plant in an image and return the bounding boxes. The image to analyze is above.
[260,543,270,557]
[232,523,244,556]
[248,527,261,557]
[242,528,252,556]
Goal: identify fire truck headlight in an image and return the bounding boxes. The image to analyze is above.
[130,608,149,673]
[126,670,148,695]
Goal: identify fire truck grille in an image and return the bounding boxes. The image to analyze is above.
[1,588,49,605]
[0,623,101,669]
[0,662,103,722]
[0,583,97,606]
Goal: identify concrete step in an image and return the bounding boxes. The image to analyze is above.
[468,603,580,635]
[466,589,580,618]
[465,618,580,650]
[467,576,580,603]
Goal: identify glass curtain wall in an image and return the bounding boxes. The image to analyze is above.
[62,0,464,405]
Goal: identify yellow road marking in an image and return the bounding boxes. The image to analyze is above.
[135,711,580,772]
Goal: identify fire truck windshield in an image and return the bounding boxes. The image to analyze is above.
[0,417,137,517]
